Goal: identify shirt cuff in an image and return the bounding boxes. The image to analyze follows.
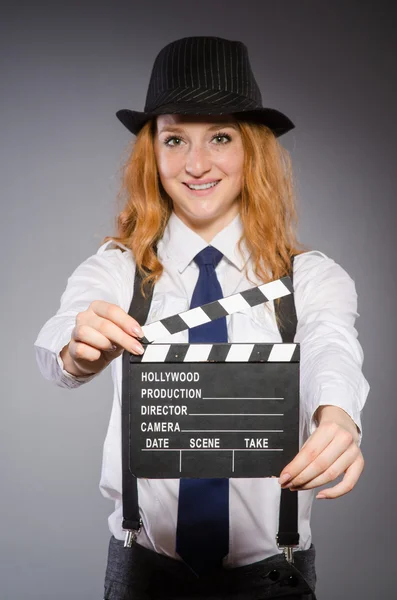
[55,349,97,389]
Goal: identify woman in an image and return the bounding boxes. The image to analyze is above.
[34,37,369,599]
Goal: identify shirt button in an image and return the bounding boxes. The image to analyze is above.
[267,569,280,581]
[287,574,300,587]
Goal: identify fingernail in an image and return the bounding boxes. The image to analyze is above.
[278,473,291,485]
[316,493,326,499]
[130,343,144,355]
[132,326,144,338]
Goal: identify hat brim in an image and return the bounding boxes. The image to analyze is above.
[116,105,295,138]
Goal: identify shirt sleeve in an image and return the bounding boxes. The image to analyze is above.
[293,250,370,446]
[33,240,134,390]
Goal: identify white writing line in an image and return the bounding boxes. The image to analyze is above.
[179,450,182,473]
[202,397,284,400]
[188,413,284,416]
[141,448,284,451]
[181,430,284,433]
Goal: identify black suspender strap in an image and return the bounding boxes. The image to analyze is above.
[121,256,299,558]
[121,267,154,534]
[273,256,300,560]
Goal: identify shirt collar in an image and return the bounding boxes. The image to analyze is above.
[160,212,250,273]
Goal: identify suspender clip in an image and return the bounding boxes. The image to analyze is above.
[279,545,295,564]
[123,518,143,548]
[276,533,299,564]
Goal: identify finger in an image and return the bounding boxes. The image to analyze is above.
[69,337,103,362]
[278,422,339,484]
[84,310,145,354]
[315,454,365,499]
[289,444,361,490]
[285,429,356,489]
[90,300,144,339]
[74,322,144,356]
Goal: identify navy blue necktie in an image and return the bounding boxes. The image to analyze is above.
[176,246,229,575]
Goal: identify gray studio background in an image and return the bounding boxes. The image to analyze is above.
[1,1,396,598]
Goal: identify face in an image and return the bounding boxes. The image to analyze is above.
[153,113,244,241]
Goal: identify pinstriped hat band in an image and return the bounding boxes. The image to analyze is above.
[149,88,260,111]
[116,36,294,138]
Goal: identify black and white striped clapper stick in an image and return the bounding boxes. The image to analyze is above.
[141,275,293,343]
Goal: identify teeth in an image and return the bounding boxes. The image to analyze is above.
[187,181,219,190]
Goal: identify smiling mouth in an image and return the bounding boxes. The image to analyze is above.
[183,181,221,191]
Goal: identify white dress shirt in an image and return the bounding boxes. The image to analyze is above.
[34,212,369,567]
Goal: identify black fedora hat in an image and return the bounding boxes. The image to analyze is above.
[116,36,294,138]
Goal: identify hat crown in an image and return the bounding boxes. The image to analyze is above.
[144,36,262,112]
[116,36,295,138]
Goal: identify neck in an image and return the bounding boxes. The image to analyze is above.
[173,206,240,243]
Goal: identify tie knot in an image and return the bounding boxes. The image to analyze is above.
[193,246,223,269]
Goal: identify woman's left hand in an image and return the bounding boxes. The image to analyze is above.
[278,405,364,499]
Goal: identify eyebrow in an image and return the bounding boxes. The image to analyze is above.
[158,123,238,134]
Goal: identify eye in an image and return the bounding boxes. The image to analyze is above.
[212,132,232,144]
[162,131,232,147]
[163,135,183,147]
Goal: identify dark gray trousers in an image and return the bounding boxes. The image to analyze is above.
[104,536,317,600]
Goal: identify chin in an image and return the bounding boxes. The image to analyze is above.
[186,207,224,222]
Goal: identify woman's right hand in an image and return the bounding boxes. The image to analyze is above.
[60,300,145,377]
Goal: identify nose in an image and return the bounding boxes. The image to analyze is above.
[185,143,212,176]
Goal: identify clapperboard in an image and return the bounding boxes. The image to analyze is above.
[123,275,299,479]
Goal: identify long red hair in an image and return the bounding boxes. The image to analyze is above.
[103,118,309,320]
